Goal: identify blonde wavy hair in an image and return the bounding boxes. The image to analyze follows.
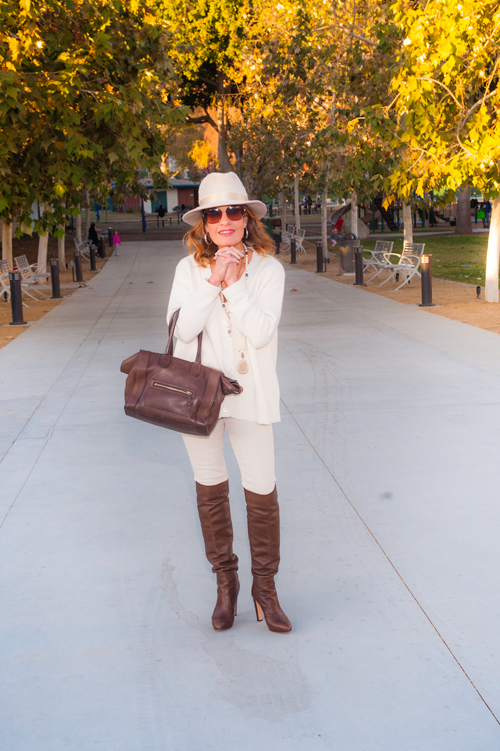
[184,206,274,267]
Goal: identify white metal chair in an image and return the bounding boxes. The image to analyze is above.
[362,240,394,279]
[280,227,307,255]
[378,242,426,291]
[0,271,29,306]
[14,255,50,299]
[74,237,92,261]
[15,254,50,282]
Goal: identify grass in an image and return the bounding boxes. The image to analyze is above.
[361,234,489,285]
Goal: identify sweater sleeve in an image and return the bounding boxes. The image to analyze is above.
[167,258,220,343]
[221,260,285,348]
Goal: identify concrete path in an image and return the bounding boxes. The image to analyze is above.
[1,241,500,750]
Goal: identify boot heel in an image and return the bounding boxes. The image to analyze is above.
[254,599,263,622]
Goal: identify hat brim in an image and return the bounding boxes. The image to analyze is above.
[182,199,268,226]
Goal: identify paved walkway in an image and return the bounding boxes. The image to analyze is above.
[2,241,500,750]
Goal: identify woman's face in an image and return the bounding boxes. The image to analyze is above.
[204,205,248,249]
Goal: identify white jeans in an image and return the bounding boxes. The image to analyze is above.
[182,418,275,495]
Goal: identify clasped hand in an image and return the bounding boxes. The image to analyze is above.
[208,247,245,287]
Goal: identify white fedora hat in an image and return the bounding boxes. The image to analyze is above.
[182,172,267,226]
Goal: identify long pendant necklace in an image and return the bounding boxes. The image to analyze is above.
[220,247,249,375]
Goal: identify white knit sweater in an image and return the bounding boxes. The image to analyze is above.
[167,252,285,424]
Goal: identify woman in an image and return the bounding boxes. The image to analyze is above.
[88,222,99,248]
[167,172,291,634]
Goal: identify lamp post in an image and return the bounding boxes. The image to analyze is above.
[419,254,435,307]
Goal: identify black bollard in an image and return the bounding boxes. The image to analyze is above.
[73,250,84,282]
[354,247,366,286]
[290,238,297,265]
[50,259,63,299]
[9,272,26,325]
[108,227,114,247]
[89,243,97,271]
[316,242,324,273]
[99,237,106,258]
[419,254,435,307]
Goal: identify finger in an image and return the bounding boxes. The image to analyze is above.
[216,247,244,259]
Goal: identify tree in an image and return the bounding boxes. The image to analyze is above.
[385,0,500,300]
[0,0,185,260]
[160,0,250,172]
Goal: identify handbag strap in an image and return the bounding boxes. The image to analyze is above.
[166,308,203,363]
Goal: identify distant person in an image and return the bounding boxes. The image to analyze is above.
[157,204,166,227]
[480,200,492,228]
[330,216,344,247]
[306,194,313,215]
[113,232,121,256]
[88,222,99,248]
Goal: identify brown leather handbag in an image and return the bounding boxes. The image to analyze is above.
[120,309,243,435]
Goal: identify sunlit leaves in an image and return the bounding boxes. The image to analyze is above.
[0,0,185,232]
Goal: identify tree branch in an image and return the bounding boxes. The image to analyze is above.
[185,110,218,130]
[313,24,378,47]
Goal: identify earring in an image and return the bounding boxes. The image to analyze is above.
[244,227,248,239]
[204,233,210,244]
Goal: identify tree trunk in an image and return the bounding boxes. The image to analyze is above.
[58,233,66,270]
[485,196,500,303]
[294,174,301,232]
[85,190,91,238]
[403,203,413,245]
[423,192,430,228]
[2,221,13,269]
[37,232,49,275]
[455,185,472,234]
[216,73,233,173]
[321,162,330,253]
[278,191,287,230]
[350,192,358,236]
[76,209,82,243]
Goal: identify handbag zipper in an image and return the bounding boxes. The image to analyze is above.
[153,382,192,396]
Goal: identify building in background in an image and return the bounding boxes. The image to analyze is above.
[106,177,200,214]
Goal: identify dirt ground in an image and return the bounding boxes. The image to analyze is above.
[277,243,500,336]
[1,237,109,350]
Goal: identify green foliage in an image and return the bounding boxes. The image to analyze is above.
[0,0,186,233]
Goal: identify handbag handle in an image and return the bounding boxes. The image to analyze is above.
[166,308,203,363]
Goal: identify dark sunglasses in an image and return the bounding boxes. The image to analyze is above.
[203,206,246,224]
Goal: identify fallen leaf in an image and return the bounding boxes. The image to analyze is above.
[290,288,298,292]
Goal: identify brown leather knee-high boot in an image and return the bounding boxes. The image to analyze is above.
[244,486,292,633]
[196,481,239,630]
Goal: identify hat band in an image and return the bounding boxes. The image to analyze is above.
[199,191,248,207]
